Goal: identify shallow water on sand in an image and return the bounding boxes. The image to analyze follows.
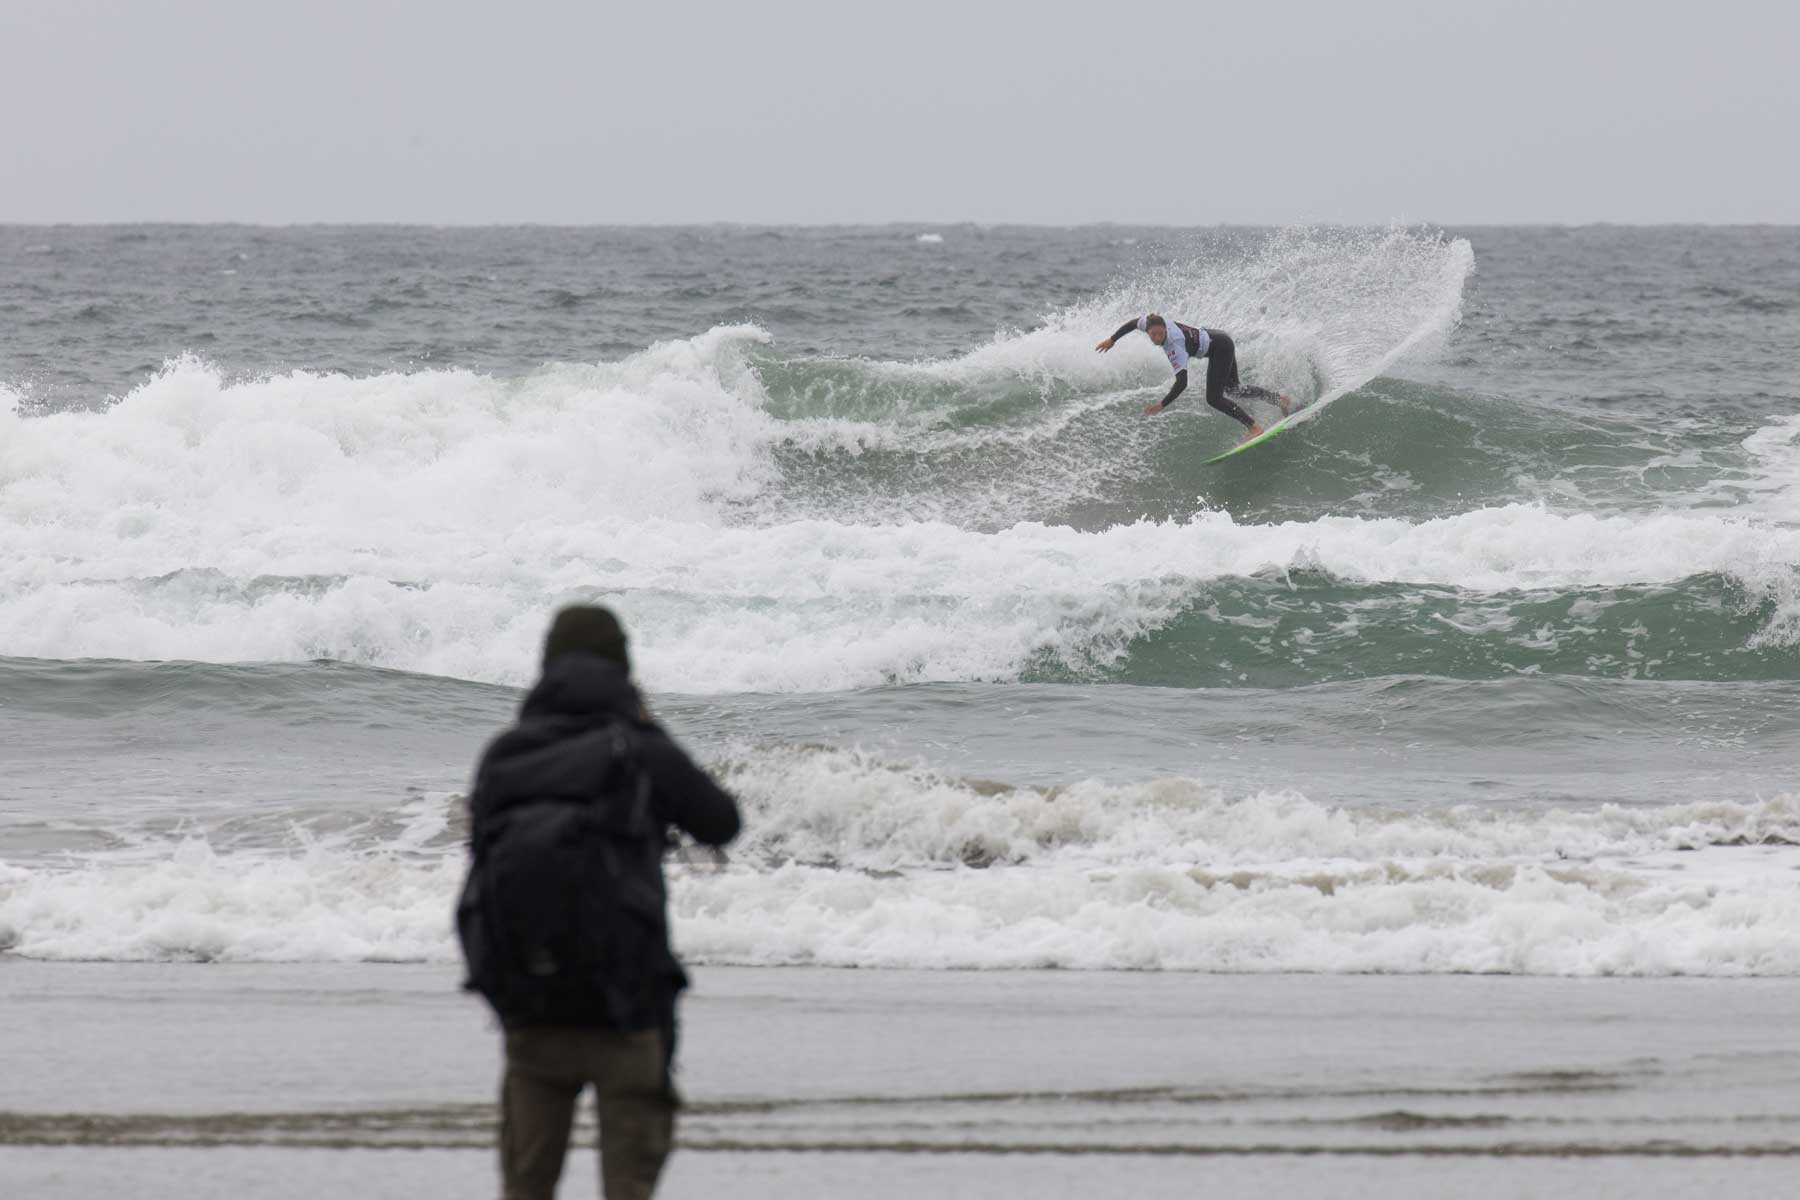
[3,964,1798,1198]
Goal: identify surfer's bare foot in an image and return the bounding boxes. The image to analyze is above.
[1241,423,1266,443]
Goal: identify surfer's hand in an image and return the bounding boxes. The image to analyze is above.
[1096,338,1114,352]
[1143,403,1164,416]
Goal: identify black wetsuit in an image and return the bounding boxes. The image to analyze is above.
[1108,319,1280,428]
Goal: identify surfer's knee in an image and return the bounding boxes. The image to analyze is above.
[1207,394,1254,427]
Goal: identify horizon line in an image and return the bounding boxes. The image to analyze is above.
[4,219,1798,231]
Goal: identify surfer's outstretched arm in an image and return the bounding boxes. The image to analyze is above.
[1096,318,1142,351]
[1144,369,1187,415]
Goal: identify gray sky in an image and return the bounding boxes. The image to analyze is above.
[3,0,1795,224]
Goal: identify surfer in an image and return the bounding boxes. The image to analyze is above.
[1096,315,1291,442]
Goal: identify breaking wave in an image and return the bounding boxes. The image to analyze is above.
[2,222,1797,693]
[2,749,1796,974]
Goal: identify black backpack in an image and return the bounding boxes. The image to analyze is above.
[456,723,667,1029]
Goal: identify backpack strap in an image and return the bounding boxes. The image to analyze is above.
[607,722,656,838]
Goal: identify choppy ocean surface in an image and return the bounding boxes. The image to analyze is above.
[1,224,1796,974]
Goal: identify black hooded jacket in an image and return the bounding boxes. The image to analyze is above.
[467,652,740,1023]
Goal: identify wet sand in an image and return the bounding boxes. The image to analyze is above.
[3,962,1797,1197]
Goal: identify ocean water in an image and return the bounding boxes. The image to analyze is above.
[1,224,1797,975]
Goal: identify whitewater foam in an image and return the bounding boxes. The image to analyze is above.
[1744,414,1800,520]
[4,484,1796,690]
[3,751,1795,973]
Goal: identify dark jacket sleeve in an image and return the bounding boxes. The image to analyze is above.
[1160,368,1188,408]
[635,724,741,847]
[1110,318,1141,343]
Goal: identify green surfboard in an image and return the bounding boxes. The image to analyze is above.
[1203,414,1298,464]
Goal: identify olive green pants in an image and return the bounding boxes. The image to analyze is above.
[499,1027,675,1200]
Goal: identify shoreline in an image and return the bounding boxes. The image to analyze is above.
[4,962,1797,1197]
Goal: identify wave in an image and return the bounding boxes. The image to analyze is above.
[757,372,1800,532]
[3,749,1796,973]
[744,227,1474,523]
[1068,571,1800,688]
[4,228,1797,692]
[2,228,1474,533]
[2,502,1795,691]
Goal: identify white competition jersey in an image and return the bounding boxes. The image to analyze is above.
[1136,317,1210,372]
